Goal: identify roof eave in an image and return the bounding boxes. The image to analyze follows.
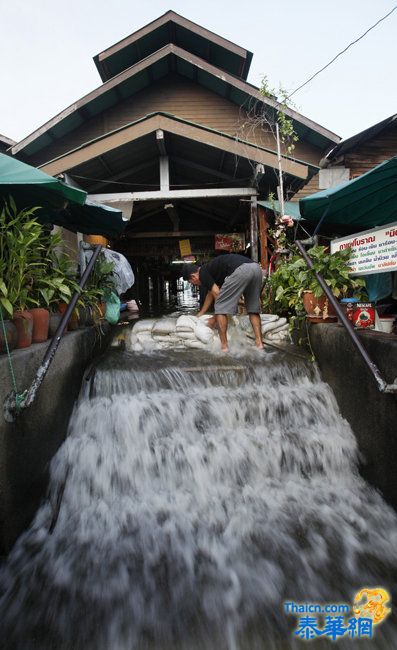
[12,44,340,158]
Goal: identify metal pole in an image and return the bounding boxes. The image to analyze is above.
[275,123,285,217]
[250,196,259,262]
[295,241,397,394]
[4,245,103,421]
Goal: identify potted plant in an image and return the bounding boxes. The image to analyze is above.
[262,245,366,330]
[79,252,117,326]
[0,199,46,348]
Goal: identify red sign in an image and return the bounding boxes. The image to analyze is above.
[214,233,245,252]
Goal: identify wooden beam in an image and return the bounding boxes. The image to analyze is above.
[40,113,308,180]
[89,187,257,203]
[159,156,169,191]
[250,196,258,262]
[86,160,155,192]
[164,203,179,231]
[98,155,113,175]
[258,206,269,270]
[179,202,229,224]
[170,156,235,181]
[126,231,218,239]
[156,130,167,156]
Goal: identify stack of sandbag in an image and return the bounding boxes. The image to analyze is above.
[261,315,289,341]
[126,315,215,352]
[176,315,215,349]
[234,314,290,342]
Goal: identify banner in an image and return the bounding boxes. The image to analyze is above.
[330,222,397,276]
[214,233,245,252]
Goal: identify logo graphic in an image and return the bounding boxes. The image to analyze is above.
[284,587,391,641]
[353,588,391,625]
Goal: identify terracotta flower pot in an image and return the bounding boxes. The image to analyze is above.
[29,308,50,343]
[57,303,79,330]
[303,291,337,323]
[49,312,64,337]
[12,310,33,348]
[0,320,18,353]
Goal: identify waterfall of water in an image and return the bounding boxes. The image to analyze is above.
[1,347,396,650]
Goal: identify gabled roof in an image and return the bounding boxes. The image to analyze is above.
[94,10,253,82]
[0,134,16,149]
[38,111,311,180]
[325,113,397,163]
[12,44,339,160]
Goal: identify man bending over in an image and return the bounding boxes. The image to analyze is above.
[182,254,263,352]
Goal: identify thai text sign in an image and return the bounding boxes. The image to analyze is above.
[330,222,397,276]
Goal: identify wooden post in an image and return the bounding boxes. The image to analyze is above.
[258,206,269,270]
[250,196,258,262]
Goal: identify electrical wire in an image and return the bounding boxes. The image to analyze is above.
[288,5,397,98]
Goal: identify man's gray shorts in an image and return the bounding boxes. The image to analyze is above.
[214,263,263,315]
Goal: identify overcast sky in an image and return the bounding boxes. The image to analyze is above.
[1,0,396,144]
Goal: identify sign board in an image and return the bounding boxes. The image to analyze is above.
[214,233,245,252]
[179,239,192,257]
[330,222,397,276]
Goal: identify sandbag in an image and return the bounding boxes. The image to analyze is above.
[152,335,181,343]
[176,331,196,340]
[184,340,208,349]
[133,319,156,333]
[260,314,279,323]
[176,315,197,331]
[194,322,214,344]
[261,317,286,334]
[152,318,176,335]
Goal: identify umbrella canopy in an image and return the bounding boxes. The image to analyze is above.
[258,199,302,221]
[299,156,397,229]
[0,153,126,238]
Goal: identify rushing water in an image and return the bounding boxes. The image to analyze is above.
[1,342,397,650]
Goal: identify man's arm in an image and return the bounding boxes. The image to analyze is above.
[198,284,220,316]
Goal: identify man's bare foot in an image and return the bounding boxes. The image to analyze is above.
[221,345,229,353]
[255,341,264,350]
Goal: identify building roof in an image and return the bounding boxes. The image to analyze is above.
[324,113,397,163]
[38,111,312,180]
[94,10,253,82]
[0,134,16,149]
[12,43,340,160]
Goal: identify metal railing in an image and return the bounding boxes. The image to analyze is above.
[295,240,397,394]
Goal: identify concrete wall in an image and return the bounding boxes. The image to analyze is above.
[0,326,111,556]
[310,323,397,510]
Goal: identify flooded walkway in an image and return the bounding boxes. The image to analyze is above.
[0,340,396,649]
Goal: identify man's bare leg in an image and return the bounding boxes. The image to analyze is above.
[216,314,229,352]
[249,313,263,349]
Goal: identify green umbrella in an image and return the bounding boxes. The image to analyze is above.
[299,156,397,229]
[0,153,126,238]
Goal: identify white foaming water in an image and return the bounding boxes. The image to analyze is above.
[1,345,397,650]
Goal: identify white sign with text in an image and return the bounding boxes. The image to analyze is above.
[330,221,397,276]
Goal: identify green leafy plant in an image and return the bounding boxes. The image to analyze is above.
[33,232,80,311]
[79,252,117,323]
[0,198,46,316]
[259,76,299,154]
[263,245,366,324]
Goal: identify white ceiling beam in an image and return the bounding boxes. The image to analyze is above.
[88,187,257,203]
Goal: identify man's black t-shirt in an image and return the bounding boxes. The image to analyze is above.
[199,254,253,291]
